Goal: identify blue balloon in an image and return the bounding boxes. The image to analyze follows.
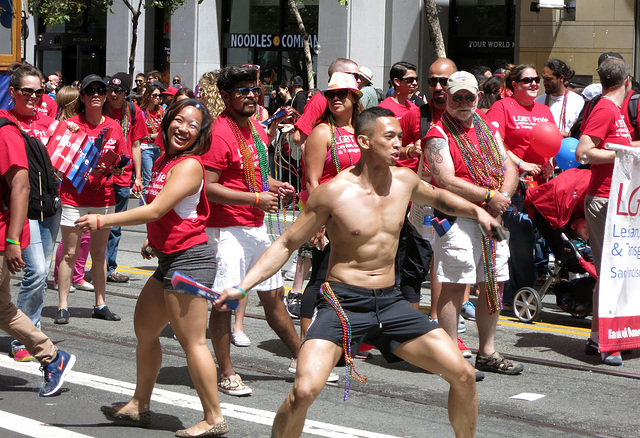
[555,137,580,170]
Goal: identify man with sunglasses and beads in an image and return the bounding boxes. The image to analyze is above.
[201,65,301,397]
[103,72,147,284]
[425,71,523,376]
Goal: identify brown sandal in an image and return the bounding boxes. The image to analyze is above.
[475,352,523,375]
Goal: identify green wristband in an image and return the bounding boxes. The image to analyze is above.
[232,285,247,298]
[5,238,20,245]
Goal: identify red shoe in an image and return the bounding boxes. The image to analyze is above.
[13,348,36,362]
[457,337,472,359]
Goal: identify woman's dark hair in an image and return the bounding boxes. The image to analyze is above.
[174,87,195,100]
[8,62,44,89]
[503,64,536,92]
[389,61,417,87]
[478,76,502,110]
[140,85,162,110]
[160,99,212,156]
[314,90,363,128]
[544,59,575,82]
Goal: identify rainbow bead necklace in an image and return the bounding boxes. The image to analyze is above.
[320,282,368,401]
[328,116,353,175]
[223,111,269,192]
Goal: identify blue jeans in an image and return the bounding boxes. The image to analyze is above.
[140,146,161,205]
[12,209,61,352]
[502,205,537,304]
[106,184,131,276]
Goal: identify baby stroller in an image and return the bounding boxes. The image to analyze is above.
[511,168,597,323]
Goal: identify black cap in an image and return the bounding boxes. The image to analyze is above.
[80,74,107,93]
[151,80,166,91]
[108,72,132,92]
[597,52,623,66]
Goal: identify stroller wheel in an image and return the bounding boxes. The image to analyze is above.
[513,287,542,323]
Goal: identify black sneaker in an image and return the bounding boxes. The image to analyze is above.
[285,293,301,319]
[92,306,121,321]
[107,272,130,283]
[54,308,70,325]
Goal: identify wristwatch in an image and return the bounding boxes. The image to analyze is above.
[500,191,511,201]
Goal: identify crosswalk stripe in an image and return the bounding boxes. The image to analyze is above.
[0,355,398,438]
[0,409,94,438]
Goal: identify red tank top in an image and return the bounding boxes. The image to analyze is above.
[145,154,209,253]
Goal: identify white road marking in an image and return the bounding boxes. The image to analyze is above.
[0,409,94,438]
[0,355,398,437]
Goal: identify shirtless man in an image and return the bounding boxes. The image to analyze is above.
[214,107,503,438]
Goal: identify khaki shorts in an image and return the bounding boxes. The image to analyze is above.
[60,204,115,227]
[584,195,608,272]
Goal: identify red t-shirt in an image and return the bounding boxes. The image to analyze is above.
[37,94,58,118]
[202,114,270,228]
[145,154,209,253]
[427,114,500,206]
[59,115,126,207]
[0,109,54,141]
[487,97,554,166]
[294,93,327,136]
[379,96,418,168]
[111,104,147,187]
[0,122,31,250]
[142,107,163,138]
[581,98,632,197]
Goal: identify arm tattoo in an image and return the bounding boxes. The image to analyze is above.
[426,137,446,177]
[435,192,456,214]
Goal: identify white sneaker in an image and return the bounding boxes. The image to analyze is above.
[231,330,251,347]
[72,280,94,291]
[458,314,466,334]
[288,358,339,383]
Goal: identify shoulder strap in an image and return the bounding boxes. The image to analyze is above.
[628,92,640,140]
[418,104,432,139]
[0,117,19,130]
[127,101,136,125]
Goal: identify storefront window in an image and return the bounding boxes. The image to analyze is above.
[222,0,319,92]
[448,0,516,71]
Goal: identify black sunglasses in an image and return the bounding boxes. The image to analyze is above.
[451,94,476,103]
[427,77,449,87]
[16,87,45,98]
[83,87,107,96]
[109,86,126,94]
[515,76,540,85]
[228,86,262,97]
[401,76,419,84]
[324,89,350,100]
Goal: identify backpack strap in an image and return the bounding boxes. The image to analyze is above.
[628,92,640,140]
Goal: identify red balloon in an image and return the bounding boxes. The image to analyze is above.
[529,121,563,158]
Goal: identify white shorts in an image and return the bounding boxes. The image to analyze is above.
[60,204,115,227]
[206,225,283,292]
[434,217,510,284]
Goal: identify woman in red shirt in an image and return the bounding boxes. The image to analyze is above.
[76,100,229,437]
[139,85,165,198]
[55,75,125,325]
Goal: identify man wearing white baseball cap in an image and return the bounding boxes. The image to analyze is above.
[358,66,378,109]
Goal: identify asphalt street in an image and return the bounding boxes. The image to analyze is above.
[1,200,639,437]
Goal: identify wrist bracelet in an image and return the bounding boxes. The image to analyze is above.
[517,159,523,168]
[254,192,260,206]
[5,238,20,245]
[406,146,412,158]
[96,214,101,230]
[232,285,247,298]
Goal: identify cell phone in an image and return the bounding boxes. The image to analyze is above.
[477,223,506,242]
[115,156,130,168]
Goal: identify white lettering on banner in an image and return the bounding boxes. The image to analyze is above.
[230,34,317,49]
[468,40,513,49]
[599,145,640,351]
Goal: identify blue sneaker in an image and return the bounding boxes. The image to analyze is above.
[461,301,476,320]
[39,350,76,397]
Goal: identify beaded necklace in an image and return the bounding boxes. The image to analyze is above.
[440,112,504,314]
[545,89,569,131]
[7,109,34,133]
[223,110,269,192]
[328,116,354,175]
[118,103,131,143]
[320,282,368,401]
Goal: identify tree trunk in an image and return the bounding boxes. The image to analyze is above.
[423,0,446,58]
[287,0,315,89]
[122,0,144,77]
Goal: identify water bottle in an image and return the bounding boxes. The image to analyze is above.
[422,205,436,243]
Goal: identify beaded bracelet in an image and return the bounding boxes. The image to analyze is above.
[232,285,247,298]
[5,238,20,245]
[96,214,101,230]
